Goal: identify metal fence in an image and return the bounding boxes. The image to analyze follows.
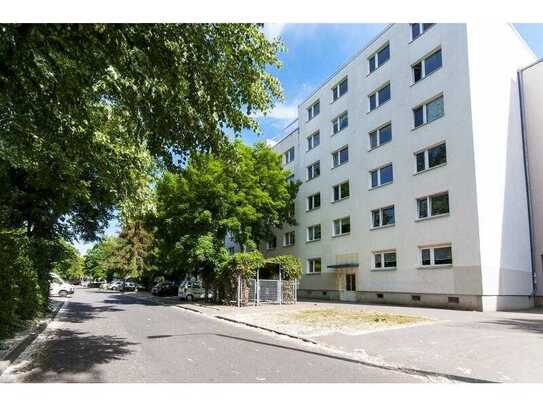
[238,276,297,306]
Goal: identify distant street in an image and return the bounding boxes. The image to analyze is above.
[1,289,424,383]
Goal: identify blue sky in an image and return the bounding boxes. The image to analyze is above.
[75,23,543,254]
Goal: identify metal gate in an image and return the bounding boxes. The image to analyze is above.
[240,277,297,306]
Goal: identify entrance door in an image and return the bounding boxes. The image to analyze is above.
[340,274,357,302]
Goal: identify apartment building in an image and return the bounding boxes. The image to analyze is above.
[265,23,543,311]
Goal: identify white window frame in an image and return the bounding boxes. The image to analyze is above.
[307,100,320,121]
[306,192,321,211]
[307,257,322,274]
[412,47,442,84]
[283,231,295,247]
[333,216,351,237]
[332,111,348,135]
[369,122,392,150]
[368,42,390,74]
[369,163,393,189]
[410,23,435,41]
[413,94,444,128]
[307,131,320,151]
[371,205,395,229]
[415,142,447,174]
[332,180,350,202]
[418,244,452,267]
[331,77,348,102]
[284,147,295,164]
[368,82,391,112]
[306,160,320,181]
[306,224,322,242]
[332,145,349,168]
[416,191,450,220]
[372,250,397,270]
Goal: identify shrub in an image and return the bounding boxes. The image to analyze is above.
[266,255,302,280]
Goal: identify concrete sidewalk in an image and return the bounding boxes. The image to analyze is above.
[133,292,543,382]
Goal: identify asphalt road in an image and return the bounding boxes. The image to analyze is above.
[2,289,425,383]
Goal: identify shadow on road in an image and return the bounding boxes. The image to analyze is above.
[58,302,125,323]
[481,318,543,335]
[145,332,495,383]
[19,329,137,382]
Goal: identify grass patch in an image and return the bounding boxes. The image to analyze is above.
[285,308,425,327]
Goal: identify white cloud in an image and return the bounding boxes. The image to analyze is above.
[264,102,298,121]
[262,23,287,40]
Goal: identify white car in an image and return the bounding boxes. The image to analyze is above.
[50,273,75,297]
[178,281,213,301]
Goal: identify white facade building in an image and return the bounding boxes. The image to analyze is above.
[265,23,543,311]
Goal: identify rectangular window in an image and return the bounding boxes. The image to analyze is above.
[332,78,348,101]
[307,131,320,151]
[412,48,442,83]
[417,192,450,219]
[332,146,349,168]
[413,95,444,127]
[284,231,295,247]
[307,100,320,121]
[370,164,393,188]
[307,224,322,242]
[332,111,348,134]
[286,174,295,184]
[371,205,395,228]
[333,181,350,202]
[373,251,397,269]
[410,23,435,41]
[307,161,320,181]
[333,216,351,236]
[368,43,390,73]
[368,83,390,111]
[369,123,392,149]
[416,142,447,173]
[284,147,295,164]
[307,192,321,211]
[266,236,277,250]
[308,258,322,274]
[420,245,452,266]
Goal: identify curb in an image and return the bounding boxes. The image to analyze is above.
[214,315,318,345]
[175,304,203,314]
[0,300,65,376]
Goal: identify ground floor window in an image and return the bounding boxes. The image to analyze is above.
[420,245,452,266]
[308,258,322,274]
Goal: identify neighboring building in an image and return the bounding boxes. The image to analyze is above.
[265,23,543,311]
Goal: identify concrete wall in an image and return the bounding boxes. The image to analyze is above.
[466,24,537,309]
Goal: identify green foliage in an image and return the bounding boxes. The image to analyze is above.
[266,255,302,280]
[52,240,84,282]
[219,251,265,280]
[83,237,123,280]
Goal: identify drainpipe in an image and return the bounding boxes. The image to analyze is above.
[517,69,538,299]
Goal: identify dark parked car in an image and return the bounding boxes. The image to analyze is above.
[151,282,178,296]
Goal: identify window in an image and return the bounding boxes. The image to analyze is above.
[332,78,348,101]
[368,43,390,73]
[284,231,295,247]
[415,143,447,172]
[417,192,449,219]
[371,206,395,228]
[373,251,397,269]
[333,216,351,236]
[332,111,348,134]
[420,245,452,266]
[412,49,442,83]
[307,100,320,121]
[333,181,350,202]
[306,161,320,181]
[413,95,444,127]
[307,224,321,242]
[284,147,295,164]
[307,192,321,211]
[308,258,322,274]
[368,83,391,111]
[332,146,349,168]
[370,164,393,188]
[307,131,320,151]
[286,174,295,184]
[369,123,392,149]
[266,236,277,250]
[410,23,435,41]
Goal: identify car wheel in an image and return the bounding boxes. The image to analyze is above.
[58,290,68,297]
[186,294,193,301]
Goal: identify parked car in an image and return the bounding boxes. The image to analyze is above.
[151,282,178,296]
[49,273,75,297]
[109,281,125,291]
[178,281,213,301]
[123,281,137,292]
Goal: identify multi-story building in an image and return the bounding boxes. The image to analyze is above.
[265,23,543,311]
